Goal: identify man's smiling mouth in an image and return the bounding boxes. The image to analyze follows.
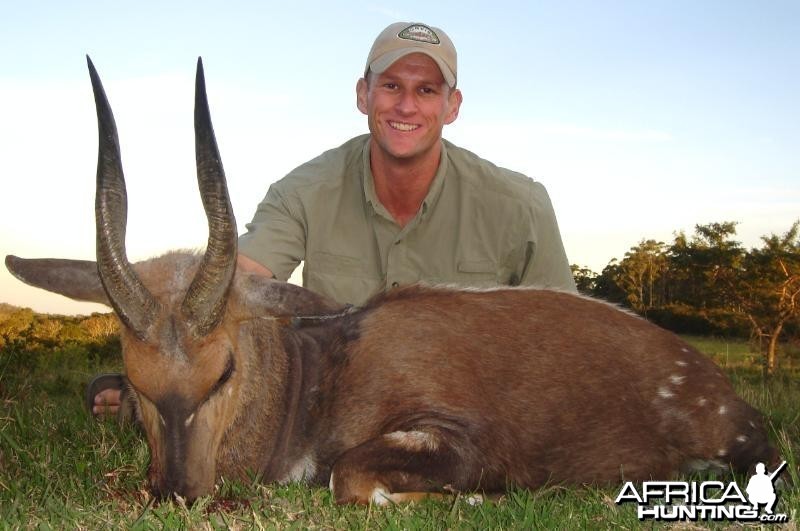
[388,121,419,132]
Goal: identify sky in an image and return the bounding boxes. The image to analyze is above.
[1,0,798,315]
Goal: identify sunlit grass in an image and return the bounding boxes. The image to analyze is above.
[682,334,800,375]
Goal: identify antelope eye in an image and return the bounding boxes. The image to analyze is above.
[212,356,234,395]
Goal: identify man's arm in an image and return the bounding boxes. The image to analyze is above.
[517,181,576,292]
[238,182,306,281]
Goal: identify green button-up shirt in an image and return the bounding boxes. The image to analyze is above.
[239,135,576,305]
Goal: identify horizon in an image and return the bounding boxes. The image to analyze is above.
[1,215,795,317]
[1,1,798,315]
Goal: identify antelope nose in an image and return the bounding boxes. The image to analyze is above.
[150,478,190,502]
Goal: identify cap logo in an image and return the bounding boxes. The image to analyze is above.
[398,24,440,45]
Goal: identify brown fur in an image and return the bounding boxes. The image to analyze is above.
[308,285,777,500]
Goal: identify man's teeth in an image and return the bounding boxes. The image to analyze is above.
[389,121,419,131]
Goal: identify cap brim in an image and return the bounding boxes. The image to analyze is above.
[369,48,456,88]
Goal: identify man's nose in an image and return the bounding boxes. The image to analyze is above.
[395,90,417,115]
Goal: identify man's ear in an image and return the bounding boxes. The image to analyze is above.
[356,77,369,115]
[444,88,463,125]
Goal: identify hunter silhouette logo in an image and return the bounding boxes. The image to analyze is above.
[746,462,784,515]
[615,461,789,523]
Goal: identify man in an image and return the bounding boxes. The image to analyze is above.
[91,21,575,416]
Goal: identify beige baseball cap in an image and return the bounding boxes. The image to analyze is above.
[365,22,457,87]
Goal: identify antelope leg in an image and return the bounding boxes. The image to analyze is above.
[328,429,490,505]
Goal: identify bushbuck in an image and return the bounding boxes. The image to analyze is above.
[6,58,778,504]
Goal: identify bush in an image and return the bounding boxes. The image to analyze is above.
[647,303,749,337]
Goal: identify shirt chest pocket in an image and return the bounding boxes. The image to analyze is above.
[305,251,383,305]
[453,259,501,287]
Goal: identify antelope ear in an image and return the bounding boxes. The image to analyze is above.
[5,255,110,306]
[233,273,345,318]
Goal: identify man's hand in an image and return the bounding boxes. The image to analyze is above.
[93,388,121,416]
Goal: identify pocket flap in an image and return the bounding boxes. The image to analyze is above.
[457,260,495,274]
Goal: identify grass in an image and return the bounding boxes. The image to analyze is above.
[683,335,800,375]
[1,337,798,529]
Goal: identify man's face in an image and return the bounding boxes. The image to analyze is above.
[356,53,462,164]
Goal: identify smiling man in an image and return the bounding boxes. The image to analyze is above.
[91,22,575,417]
[236,21,575,305]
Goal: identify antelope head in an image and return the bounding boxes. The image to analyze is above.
[87,57,240,499]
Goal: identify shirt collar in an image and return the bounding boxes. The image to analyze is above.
[361,137,449,223]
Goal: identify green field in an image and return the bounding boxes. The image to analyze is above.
[1,336,798,529]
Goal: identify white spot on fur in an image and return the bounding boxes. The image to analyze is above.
[384,430,439,452]
[657,387,674,399]
[371,487,391,506]
[717,449,727,457]
[681,347,689,353]
[328,470,335,494]
[749,421,757,429]
[159,414,166,427]
[227,387,233,397]
[675,360,688,367]
[669,374,686,385]
[466,494,484,506]
[697,397,708,406]
[283,454,316,483]
[184,413,195,427]
[718,405,727,415]
[736,435,748,443]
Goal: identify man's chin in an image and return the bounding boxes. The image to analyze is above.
[379,140,430,161]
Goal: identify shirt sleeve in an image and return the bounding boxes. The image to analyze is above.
[516,181,577,292]
[238,183,306,282]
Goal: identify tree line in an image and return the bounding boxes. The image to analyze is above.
[572,221,800,376]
